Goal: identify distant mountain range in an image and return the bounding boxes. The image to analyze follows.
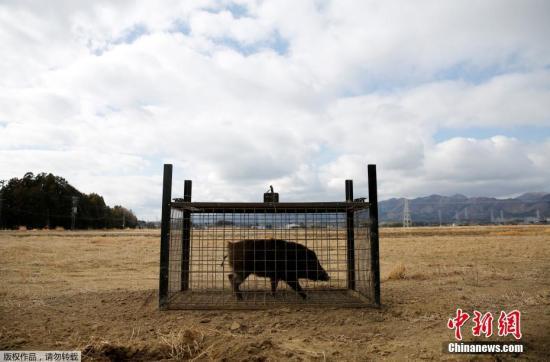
[379,192,550,225]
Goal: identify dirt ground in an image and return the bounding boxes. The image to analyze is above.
[1,225,549,361]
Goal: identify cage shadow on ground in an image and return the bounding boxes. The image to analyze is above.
[167,289,373,310]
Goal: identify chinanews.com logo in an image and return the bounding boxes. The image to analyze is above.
[444,308,524,354]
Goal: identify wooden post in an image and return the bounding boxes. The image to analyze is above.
[159,164,172,309]
[345,179,355,290]
[368,164,381,306]
[181,180,192,291]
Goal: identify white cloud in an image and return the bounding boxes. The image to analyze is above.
[0,0,549,219]
[425,136,536,181]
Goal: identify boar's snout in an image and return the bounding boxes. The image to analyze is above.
[319,270,330,281]
[310,267,330,281]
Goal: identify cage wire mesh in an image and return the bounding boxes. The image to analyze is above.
[165,204,374,309]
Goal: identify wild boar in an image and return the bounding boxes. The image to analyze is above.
[226,238,330,300]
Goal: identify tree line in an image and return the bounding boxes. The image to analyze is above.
[0,172,138,229]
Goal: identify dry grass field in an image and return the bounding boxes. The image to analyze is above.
[1,225,549,360]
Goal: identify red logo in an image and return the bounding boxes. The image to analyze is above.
[447,308,470,340]
[498,310,522,340]
[448,309,521,341]
[472,310,493,337]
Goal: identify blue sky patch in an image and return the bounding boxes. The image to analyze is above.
[434,53,523,85]
[312,145,338,166]
[271,31,289,55]
[226,3,248,18]
[90,23,148,56]
[214,30,289,56]
[169,19,190,35]
[434,126,550,143]
[116,24,148,45]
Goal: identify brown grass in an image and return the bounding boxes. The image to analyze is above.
[1,225,549,360]
[79,328,204,361]
[387,262,406,280]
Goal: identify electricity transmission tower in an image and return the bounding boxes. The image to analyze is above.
[403,199,412,228]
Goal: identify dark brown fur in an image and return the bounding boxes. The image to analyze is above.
[226,239,329,300]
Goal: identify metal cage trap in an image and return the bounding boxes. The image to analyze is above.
[159,164,380,310]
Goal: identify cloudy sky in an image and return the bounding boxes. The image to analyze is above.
[1,0,549,220]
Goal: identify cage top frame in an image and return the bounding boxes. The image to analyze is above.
[171,201,370,213]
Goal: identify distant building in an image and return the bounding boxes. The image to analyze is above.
[285,223,301,229]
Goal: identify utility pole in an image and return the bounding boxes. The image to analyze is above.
[403,199,412,228]
[71,196,78,230]
[122,213,125,229]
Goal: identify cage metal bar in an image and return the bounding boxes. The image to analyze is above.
[345,180,355,290]
[368,164,381,306]
[181,180,192,291]
[159,164,172,309]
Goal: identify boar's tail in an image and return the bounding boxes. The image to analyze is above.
[224,241,237,267]
[220,255,228,267]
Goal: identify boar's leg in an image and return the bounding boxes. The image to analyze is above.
[286,278,307,300]
[229,271,251,300]
[270,277,279,296]
[228,272,247,300]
